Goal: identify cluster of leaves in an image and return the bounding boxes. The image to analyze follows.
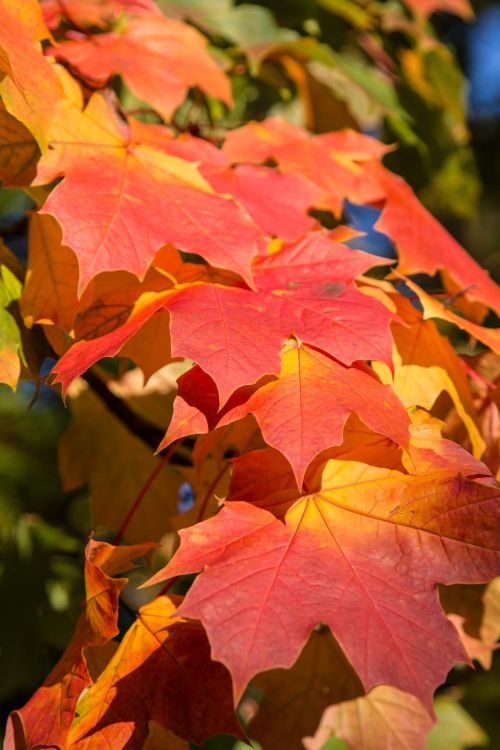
[1,0,500,748]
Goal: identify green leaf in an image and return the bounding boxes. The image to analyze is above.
[0,264,23,388]
[315,0,374,28]
[427,695,489,750]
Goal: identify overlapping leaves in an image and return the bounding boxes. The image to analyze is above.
[1,1,500,749]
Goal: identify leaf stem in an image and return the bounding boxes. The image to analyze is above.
[113,440,181,544]
[157,576,179,597]
[460,358,497,391]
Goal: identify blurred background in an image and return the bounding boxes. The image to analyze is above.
[1,0,499,747]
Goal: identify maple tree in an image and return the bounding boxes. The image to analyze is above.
[1,0,500,748]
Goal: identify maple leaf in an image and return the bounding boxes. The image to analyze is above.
[447,613,498,668]
[122,124,325,241]
[157,133,324,241]
[36,93,261,292]
[4,539,154,750]
[119,310,174,382]
[372,165,500,317]
[253,232,396,367]
[50,290,172,394]
[223,117,388,214]
[253,229,390,289]
[156,364,266,456]
[4,641,92,750]
[83,538,157,642]
[20,213,80,331]
[405,411,490,477]
[401,277,500,355]
[41,0,160,29]
[60,380,183,543]
[372,295,485,458]
[0,0,76,150]
[49,13,231,121]
[52,250,397,408]
[146,453,500,709]
[72,249,182,340]
[429,695,489,750]
[401,0,473,19]
[4,1,500,747]
[304,686,434,750]
[160,365,221,447]
[51,280,285,401]
[164,232,397,402]
[205,163,322,242]
[158,346,410,485]
[165,283,284,406]
[0,102,40,186]
[220,339,409,484]
[67,595,242,748]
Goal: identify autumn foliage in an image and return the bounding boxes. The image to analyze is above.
[1,0,500,748]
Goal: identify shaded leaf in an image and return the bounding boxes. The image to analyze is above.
[247,628,364,750]
[67,595,242,748]
[59,380,181,543]
[372,295,485,458]
[141,721,189,750]
[21,212,80,331]
[0,102,40,186]
[51,289,174,394]
[5,539,153,750]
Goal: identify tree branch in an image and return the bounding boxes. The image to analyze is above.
[82,369,192,466]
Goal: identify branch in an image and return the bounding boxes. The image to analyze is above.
[82,369,192,466]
